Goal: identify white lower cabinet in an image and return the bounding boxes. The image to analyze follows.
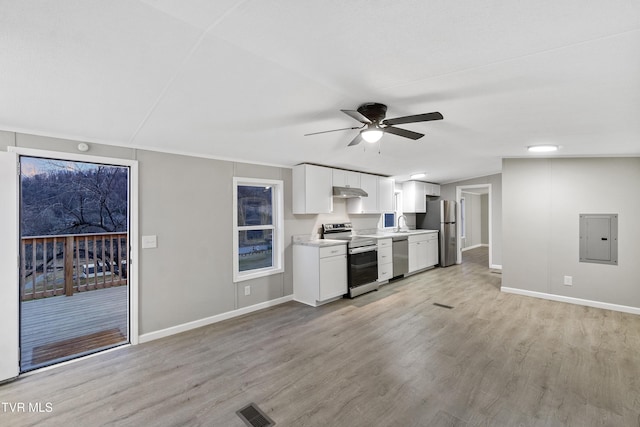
[426,233,439,267]
[294,244,347,306]
[377,238,393,282]
[408,232,438,273]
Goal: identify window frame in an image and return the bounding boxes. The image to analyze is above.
[232,177,284,282]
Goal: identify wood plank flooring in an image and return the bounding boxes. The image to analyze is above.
[2,247,640,426]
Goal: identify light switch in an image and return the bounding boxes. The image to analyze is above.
[141,235,157,249]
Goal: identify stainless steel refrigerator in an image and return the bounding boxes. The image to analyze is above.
[416,200,457,267]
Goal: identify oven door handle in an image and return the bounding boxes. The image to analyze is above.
[349,246,378,255]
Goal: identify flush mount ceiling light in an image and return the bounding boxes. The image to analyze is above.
[361,125,383,143]
[410,172,426,179]
[527,144,559,153]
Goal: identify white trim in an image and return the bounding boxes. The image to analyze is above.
[490,264,503,270]
[501,287,640,315]
[455,184,492,267]
[139,295,293,343]
[0,152,19,382]
[232,177,284,283]
[7,146,139,346]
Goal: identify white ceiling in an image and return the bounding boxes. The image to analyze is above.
[1,0,639,183]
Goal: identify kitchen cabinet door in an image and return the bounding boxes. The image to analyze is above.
[378,177,395,212]
[408,242,419,273]
[426,234,439,267]
[424,183,441,197]
[347,173,378,213]
[319,254,348,300]
[417,241,428,270]
[333,169,361,188]
[293,164,333,214]
[402,181,426,213]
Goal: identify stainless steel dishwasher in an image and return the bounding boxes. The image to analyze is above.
[392,235,408,277]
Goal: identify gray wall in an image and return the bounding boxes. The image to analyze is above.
[480,194,489,244]
[502,158,640,308]
[440,173,502,266]
[1,130,382,336]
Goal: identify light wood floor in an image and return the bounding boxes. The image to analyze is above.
[2,247,640,426]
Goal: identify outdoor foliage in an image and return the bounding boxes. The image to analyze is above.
[21,157,128,237]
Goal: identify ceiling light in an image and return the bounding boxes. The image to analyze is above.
[527,144,559,153]
[361,125,383,143]
[410,173,426,179]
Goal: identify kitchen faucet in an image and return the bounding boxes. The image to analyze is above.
[396,214,408,232]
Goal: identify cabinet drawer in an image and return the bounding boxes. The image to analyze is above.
[378,247,392,263]
[408,233,429,243]
[378,238,392,248]
[378,263,393,281]
[319,245,347,258]
[425,233,438,242]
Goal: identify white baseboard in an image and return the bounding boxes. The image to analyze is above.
[139,295,294,343]
[500,287,640,315]
[490,264,502,270]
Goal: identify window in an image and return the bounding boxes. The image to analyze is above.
[233,177,284,282]
[380,191,402,229]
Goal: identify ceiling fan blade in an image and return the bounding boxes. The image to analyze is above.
[383,126,424,140]
[347,133,363,146]
[304,126,363,136]
[382,112,443,126]
[341,109,372,124]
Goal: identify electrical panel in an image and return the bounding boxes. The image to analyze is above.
[579,214,618,265]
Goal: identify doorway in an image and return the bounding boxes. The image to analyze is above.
[19,155,131,371]
[455,184,492,268]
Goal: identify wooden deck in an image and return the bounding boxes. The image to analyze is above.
[20,285,129,371]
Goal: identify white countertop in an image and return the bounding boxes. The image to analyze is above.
[293,238,347,248]
[358,229,439,239]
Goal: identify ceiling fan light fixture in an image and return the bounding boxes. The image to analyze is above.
[361,128,383,143]
[527,144,559,153]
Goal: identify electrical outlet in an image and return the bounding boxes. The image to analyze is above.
[244,285,251,296]
[563,276,573,286]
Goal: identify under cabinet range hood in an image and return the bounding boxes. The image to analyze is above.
[332,186,368,198]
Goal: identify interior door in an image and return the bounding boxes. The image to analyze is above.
[0,151,19,382]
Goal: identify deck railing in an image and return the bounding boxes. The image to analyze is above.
[20,232,128,301]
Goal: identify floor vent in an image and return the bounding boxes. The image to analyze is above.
[236,403,275,427]
[433,302,454,309]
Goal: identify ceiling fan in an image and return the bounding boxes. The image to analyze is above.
[305,102,443,146]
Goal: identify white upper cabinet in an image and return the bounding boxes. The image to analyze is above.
[402,181,440,212]
[347,173,378,214]
[425,183,441,197]
[292,164,333,214]
[378,177,395,213]
[402,181,427,213]
[332,169,361,188]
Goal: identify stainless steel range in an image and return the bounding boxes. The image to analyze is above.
[322,223,379,298]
